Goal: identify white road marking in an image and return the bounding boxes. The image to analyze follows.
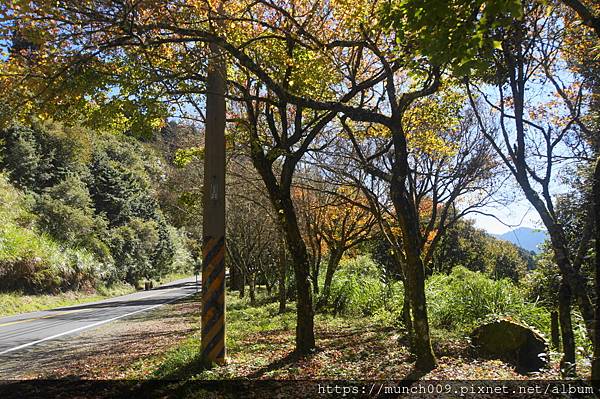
[0,287,197,355]
[0,308,91,328]
[0,287,176,328]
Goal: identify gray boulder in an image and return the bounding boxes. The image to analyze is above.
[471,318,548,373]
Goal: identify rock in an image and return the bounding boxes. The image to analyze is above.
[471,318,548,373]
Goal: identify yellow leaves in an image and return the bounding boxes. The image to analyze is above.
[403,87,464,159]
[342,122,390,140]
[347,87,464,159]
[149,118,166,130]
[173,146,205,167]
[406,128,457,158]
[389,225,402,238]
[293,183,373,252]
[330,0,375,33]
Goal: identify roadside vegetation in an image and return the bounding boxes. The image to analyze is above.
[1,0,599,390]
[0,120,197,311]
[0,273,194,317]
[124,256,589,383]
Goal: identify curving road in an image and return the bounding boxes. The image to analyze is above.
[0,277,199,356]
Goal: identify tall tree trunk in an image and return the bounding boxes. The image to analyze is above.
[239,273,246,299]
[311,261,320,295]
[591,157,600,387]
[559,281,576,377]
[278,238,287,314]
[389,123,436,372]
[248,112,316,354]
[515,171,594,339]
[391,254,413,339]
[498,48,595,340]
[229,264,237,290]
[550,310,560,350]
[280,194,316,354]
[274,192,316,354]
[404,245,436,371]
[402,281,413,341]
[391,190,435,370]
[318,248,343,308]
[249,272,256,305]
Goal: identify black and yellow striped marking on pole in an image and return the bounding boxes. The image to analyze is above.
[201,235,225,364]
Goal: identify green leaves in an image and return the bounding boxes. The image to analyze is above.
[378,0,524,76]
[173,147,205,168]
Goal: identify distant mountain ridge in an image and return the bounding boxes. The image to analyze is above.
[493,227,548,254]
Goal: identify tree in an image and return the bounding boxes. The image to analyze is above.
[557,0,600,382]
[432,219,530,282]
[293,175,326,296]
[560,0,600,37]
[378,0,599,380]
[153,121,205,239]
[464,2,596,374]
[293,176,375,306]
[0,119,90,190]
[0,0,517,370]
[232,77,336,353]
[315,85,501,367]
[226,158,280,304]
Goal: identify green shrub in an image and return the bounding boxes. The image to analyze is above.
[151,219,176,276]
[430,220,531,281]
[319,258,549,336]
[0,120,90,191]
[320,255,394,317]
[35,176,97,244]
[87,149,157,226]
[0,174,102,293]
[107,217,158,285]
[0,119,195,293]
[426,266,550,334]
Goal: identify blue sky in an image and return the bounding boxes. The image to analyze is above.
[471,200,543,235]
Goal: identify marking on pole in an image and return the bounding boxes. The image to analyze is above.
[201,235,225,364]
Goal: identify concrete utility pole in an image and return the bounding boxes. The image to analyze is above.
[201,37,227,364]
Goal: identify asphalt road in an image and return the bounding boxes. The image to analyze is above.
[0,277,199,356]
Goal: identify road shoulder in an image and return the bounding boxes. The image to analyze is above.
[0,295,199,379]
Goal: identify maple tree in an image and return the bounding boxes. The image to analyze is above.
[292,177,376,306]
[318,85,501,347]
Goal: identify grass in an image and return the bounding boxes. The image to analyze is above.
[125,290,401,381]
[123,286,562,387]
[125,290,297,380]
[0,272,194,317]
[0,284,135,317]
